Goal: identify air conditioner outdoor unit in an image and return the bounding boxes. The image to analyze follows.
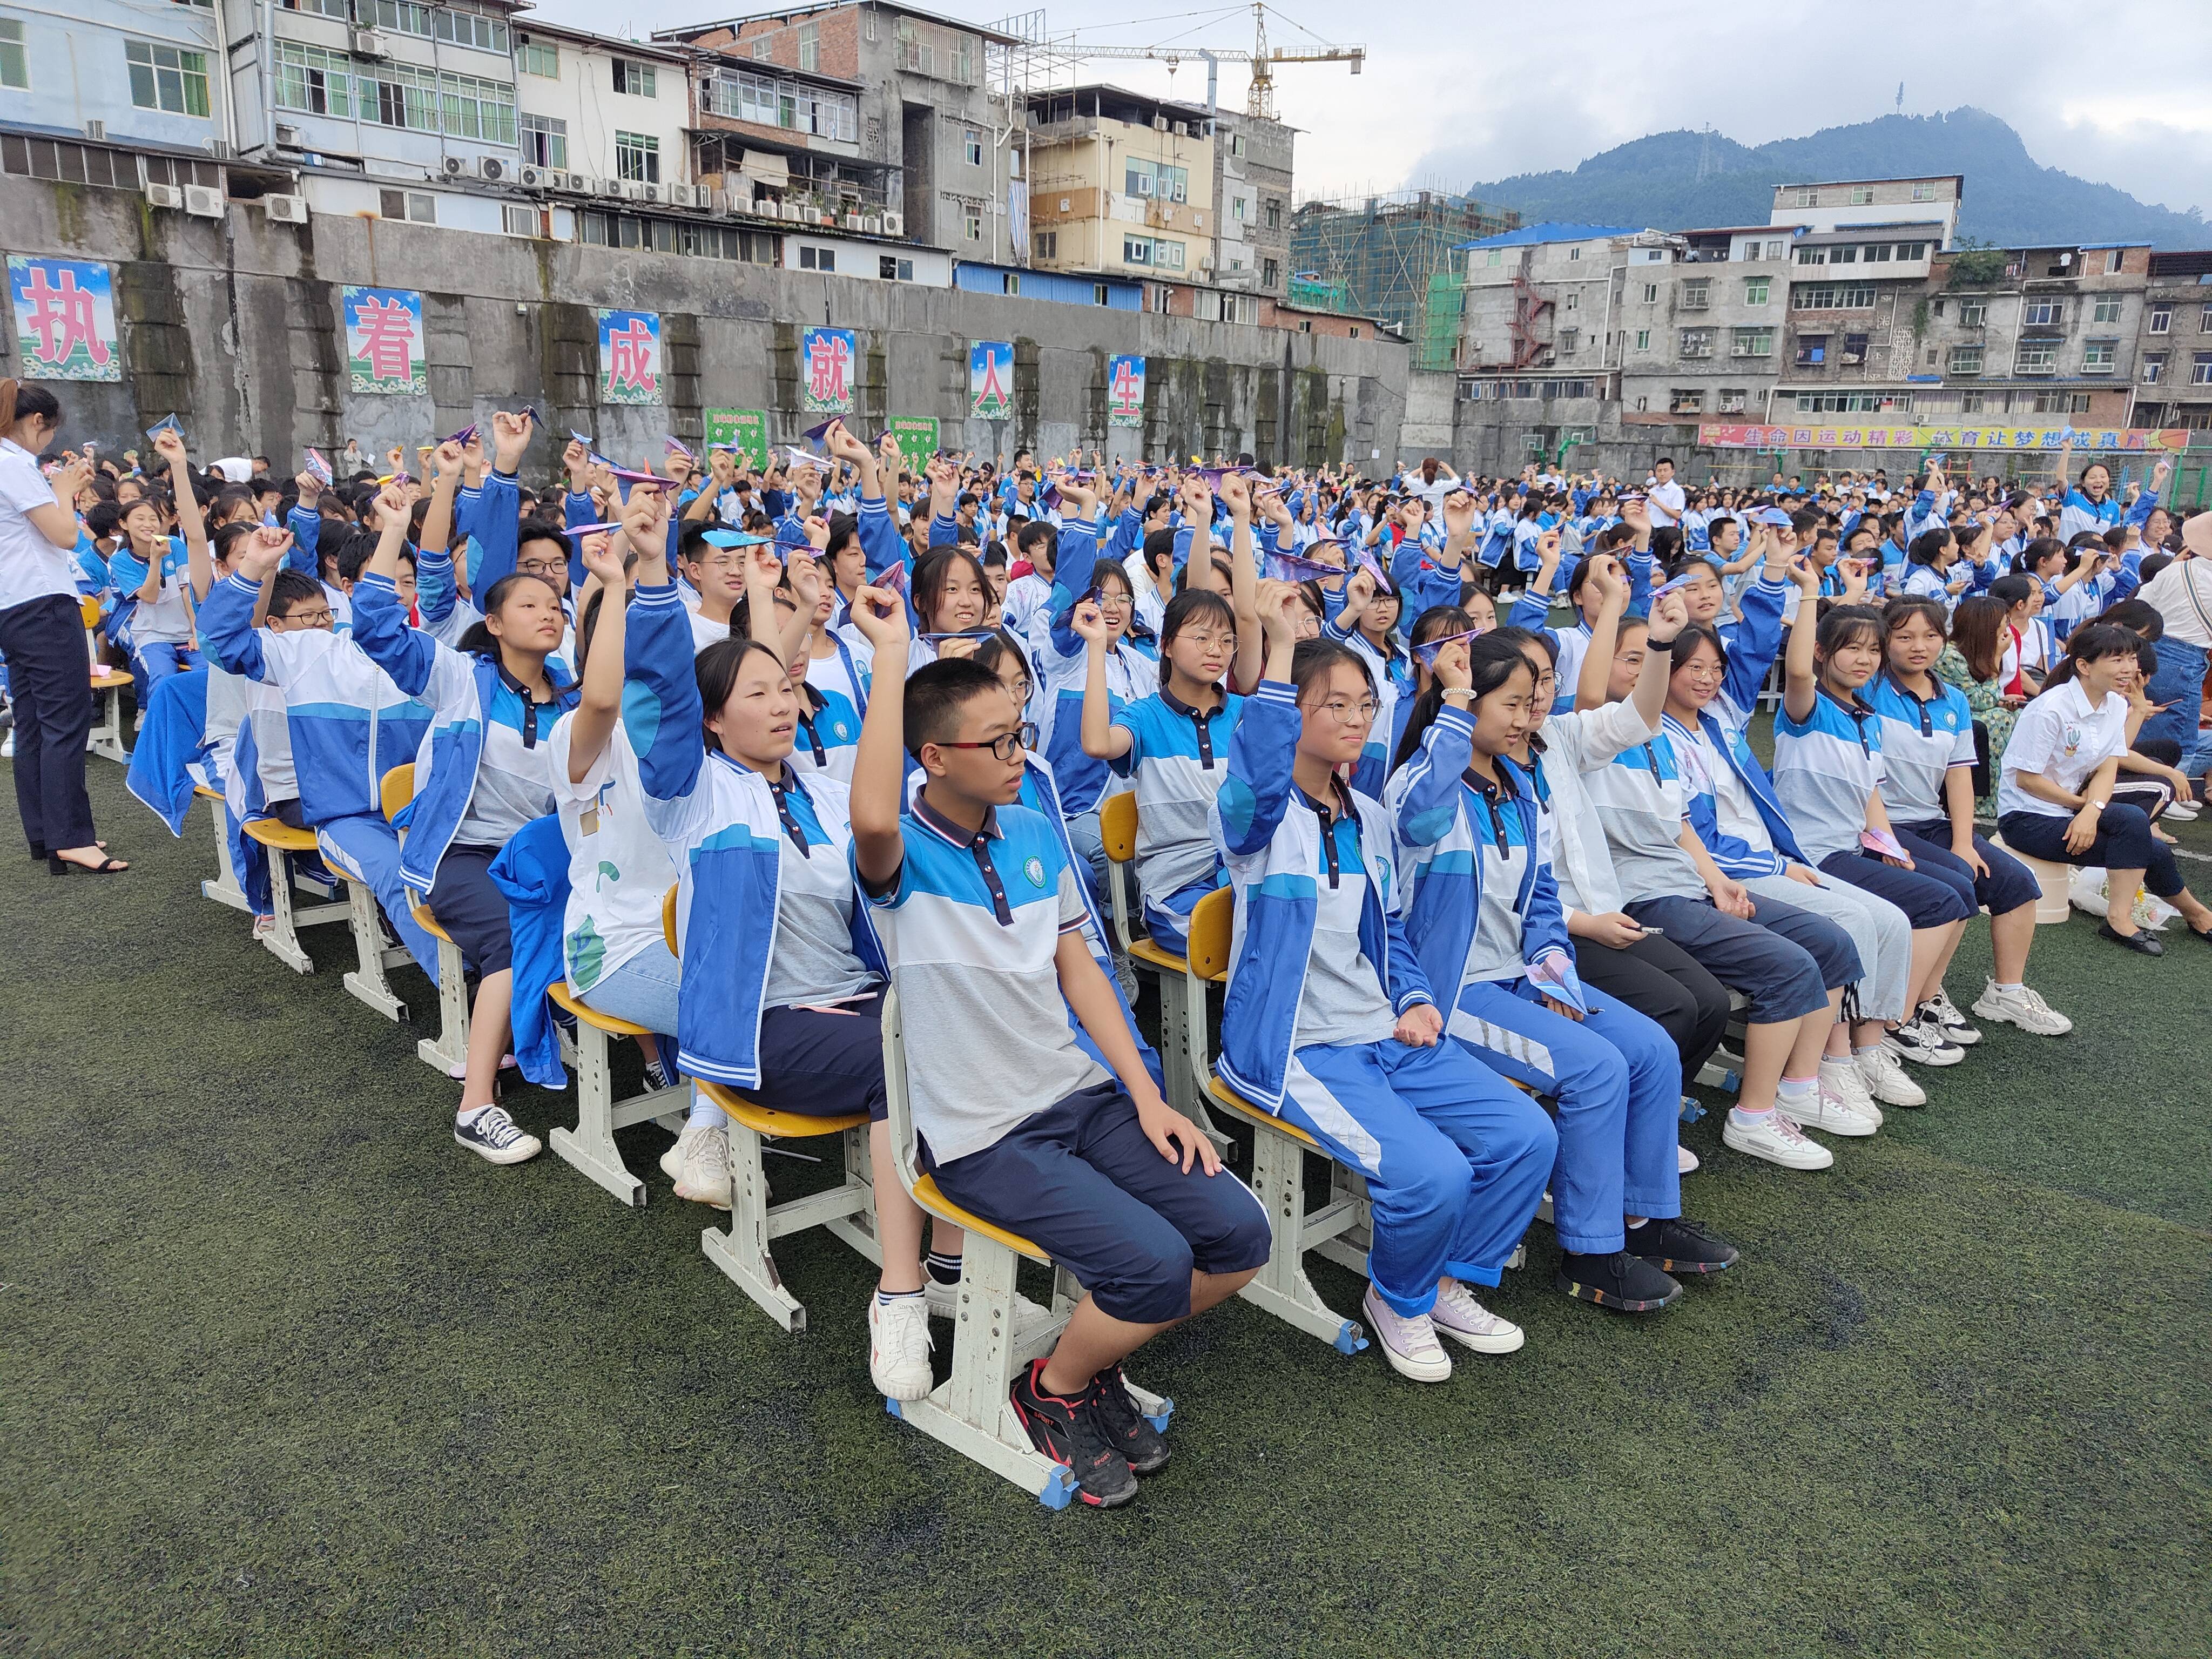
[205,139,233,159]
[475,157,508,183]
[83,119,106,142]
[1152,115,1168,131]
[517,164,547,190]
[723,180,753,213]
[636,182,663,205]
[440,156,468,179]
[596,177,624,199]
[862,214,884,234]
[841,212,862,231]
[880,210,903,236]
[264,193,308,224]
[349,28,389,56]
[183,184,224,218]
[781,201,806,222]
[274,123,301,147]
[663,183,690,208]
[144,181,183,210]
[1174,121,1188,136]
[1842,351,1864,363]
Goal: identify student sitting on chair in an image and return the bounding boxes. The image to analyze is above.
[850,595,1265,1508]
[106,427,211,703]
[352,470,579,1167]
[1390,629,1739,1314]
[1213,585,1555,1383]
[622,531,973,1402]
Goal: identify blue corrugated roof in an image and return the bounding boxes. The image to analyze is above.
[1453,221,1643,252]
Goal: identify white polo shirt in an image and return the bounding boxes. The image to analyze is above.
[0,437,78,611]
[1996,678,2130,820]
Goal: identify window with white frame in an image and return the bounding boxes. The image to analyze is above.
[615,131,659,183]
[965,129,982,166]
[2142,353,2166,385]
[611,58,656,98]
[126,39,211,117]
[1793,282,1877,310]
[0,19,26,89]
[1559,327,1579,353]
[2150,304,2172,334]
[1718,388,1748,413]
[1911,181,1934,201]
[519,112,566,168]
[436,69,516,143]
[1678,327,1713,358]
[1733,326,1775,358]
[2094,296,2127,325]
[377,188,436,223]
[1670,388,1703,414]
[1744,276,1770,306]
[503,203,541,237]
[1033,230,1056,259]
[1958,300,1987,326]
[2022,299,2059,327]
[963,207,981,241]
[798,244,834,272]
[2014,341,2058,374]
[1948,345,1982,375]
[796,21,817,71]
[2082,339,2116,374]
[275,42,353,116]
[433,5,507,52]
[2105,249,2123,273]
[1849,186,1873,204]
[880,255,914,280]
[517,35,557,77]
[2192,352,2212,385]
[1641,281,1658,302]
[1633,328,1650,351]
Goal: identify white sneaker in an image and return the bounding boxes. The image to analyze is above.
[251,914,276,940]
[0,732,12,759]
[1678,1143,1701,1175]
[1431,1275,1525,1354]
[1920,989,1982,1046]
[1361,1283,1452,1382]
[1970,978,2074,1037]
[660,1121,732,1209]
[2163,798,2200,820]
[1856,1042,1927,1108]
[1819,1056,1883,1123]
[1798,1077,1881,1137]
[1883,1014,1964,1068]
[925,1276,960,1320]
[1722,1108,1835,1171]
[867,1292,935,1401]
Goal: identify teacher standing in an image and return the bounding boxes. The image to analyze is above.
[0,379,124,873]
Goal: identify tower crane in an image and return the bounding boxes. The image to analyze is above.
[1068,3,1363,120]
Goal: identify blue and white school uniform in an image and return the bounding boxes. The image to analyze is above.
[1899,560,1963,611]
[1860,672,2040,919]
[1031,511,1160,833]
[349,568,579,975]
[107,534,198,697]
[1771,686,1974,932]
[198,571,440,976]
[547,712,683,1034]
[1506,582,1595,714]
[1211,680,1554,1317]
[1108,686,1243,954]
[1318,615,1400,795]
[2056,487,2122,546]
[1389,704,1680,1256]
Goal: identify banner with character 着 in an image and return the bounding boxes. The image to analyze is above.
[598,308,663,406]
[10,256,122,383]
[342,286,426,396]
[801,327,856,415]
[1106,354,1145,429]
[1699,421,2191,454]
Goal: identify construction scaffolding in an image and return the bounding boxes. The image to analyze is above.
[1287,190,1520,364]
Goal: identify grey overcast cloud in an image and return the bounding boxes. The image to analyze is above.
[538,0,2212,215]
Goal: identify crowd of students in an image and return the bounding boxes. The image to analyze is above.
[8,377,2212,1509]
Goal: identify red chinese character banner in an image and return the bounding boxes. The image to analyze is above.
[9,256,121,383]
[969,340,1014,422]
[342,286,426,396]
[598,308,663,407]
[801,326,856,416]
[1696,422,2191,454]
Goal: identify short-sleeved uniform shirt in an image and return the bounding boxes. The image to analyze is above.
[1771,687,1885,863]
[1862,672,1974,825]
[1995,678,2131,821]
[859,795,1108,1164]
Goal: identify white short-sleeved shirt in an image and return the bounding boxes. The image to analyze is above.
[548,717,681,996]
[0,439,80,611]
[1995,678,2132,821]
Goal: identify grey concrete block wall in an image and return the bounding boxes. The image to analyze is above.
[1,176,1407,471]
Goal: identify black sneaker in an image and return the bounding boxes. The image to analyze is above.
[453,1104,542,1165]
[1009,1359,1136,1507]
[643,1059,671,1090]
[1883,1014,1965,1067]
[1555,1249,1682,1313]
[2096,921,2164,957]
[1626,1217,1740,1276]
[1088,1363,1169,1475]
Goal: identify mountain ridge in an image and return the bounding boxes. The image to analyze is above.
[1421,109,2207,249]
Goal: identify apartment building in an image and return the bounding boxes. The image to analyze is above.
[656,2,1016,254]
[0,0,230,157]
[510,23,691,199]
[1209,110,1293,299]
[1764,217,1950,421]
[1769,174,1963,245]
[1025,84,1218,285]
[1618,225,1795,420]
[2132,250,2212,434]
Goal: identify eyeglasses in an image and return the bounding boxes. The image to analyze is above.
[936,721,1040,763]
[1310,697,1379,724]
[517,558,565,577]
[275,608,335,628]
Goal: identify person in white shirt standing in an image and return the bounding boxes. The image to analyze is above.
[0,380,123,874]
[1644,456,1688,530]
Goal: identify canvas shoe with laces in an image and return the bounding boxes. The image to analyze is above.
[1919,990,1981,1046]
[1883,1013,1964,1068]
[1555,1249,1681,1313]
[1971,977,2073,1037]
[1797,1076,1881,1137]
[1009,1359,1136,1507]
[867,1292,934,1402]
[1430,1274,1525,1354]
[1722,1108,1835,1171]
[1360,1283,1453,1381]
[1088,1363,1170,1475]
[453,1104,542,1165]
[660,1121,732,1209]
[1856,1041,1927,1107]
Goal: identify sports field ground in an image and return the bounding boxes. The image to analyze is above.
[4,759,2207,1658]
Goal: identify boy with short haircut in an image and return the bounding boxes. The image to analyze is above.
[847,586,1269,1509]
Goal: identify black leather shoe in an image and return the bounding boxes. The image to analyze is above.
[2097,921,2164,956]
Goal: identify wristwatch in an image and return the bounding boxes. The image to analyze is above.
[2086,799,2108,812]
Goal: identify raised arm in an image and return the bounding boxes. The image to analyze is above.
[1214,586,1302,857]
[154,429,213,602]
[1075,599,1135,761]
[564,531,631,785]
[1391,640,1475,851]
[846,584,913,888]
[1779,557,1822,723]
[349,483,442,698]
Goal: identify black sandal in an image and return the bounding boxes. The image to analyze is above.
[48,853,128,875]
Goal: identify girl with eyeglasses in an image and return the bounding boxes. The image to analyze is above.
[1391,627,1738,1316]
[1213,588,1555,1382]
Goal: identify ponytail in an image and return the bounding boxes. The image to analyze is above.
[0,379,60,439]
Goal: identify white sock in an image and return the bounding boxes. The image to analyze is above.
[1996,981,2024,994]
[457,1103,491,1125]
[875,1286,924,1308]
[687,1091,727,1130]
[1776,1076,1816,1108]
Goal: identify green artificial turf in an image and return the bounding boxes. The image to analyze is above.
[4,760,2209,1658]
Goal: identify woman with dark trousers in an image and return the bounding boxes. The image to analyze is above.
[0,381,122,874]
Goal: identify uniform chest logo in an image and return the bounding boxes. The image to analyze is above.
[1023,855,1047,889]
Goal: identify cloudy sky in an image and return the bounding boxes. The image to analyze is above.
[547,0,2212,215]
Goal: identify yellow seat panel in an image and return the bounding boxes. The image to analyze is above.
[410,902,453,944]
[1100,790,1138,864]
[910,1175,1050,1263]
[1126,938,1188,974]
[696,1080,868,1140]
[548,981,655,1039]
[1208,1077,1322,1150]
[192,784,224,801]
[378,764,415,825]
[243,819,320,853]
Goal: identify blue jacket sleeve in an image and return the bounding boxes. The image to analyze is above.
[928,512,961,549]
[1507,579,1559,631]
[1624,548,1655,616]
[1517,843,1574,970]
[1393,702,1474,851]
[285,504,321,578]
[414,544,467,635]
[1044,516,1106,659]
[200,572,273,682]
[454,484,482,548]
[1215,679,1301,857]
[1382,905,1436,1012]
[469,469,522,595]
[624,582,707,805]
[2125,488,2160,530]
[1105,505,1141,562]
[350,569,440,698]
[857,494,909,586]
[1721,575,1788,713]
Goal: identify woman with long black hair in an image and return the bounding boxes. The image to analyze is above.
[0,380,119,873]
